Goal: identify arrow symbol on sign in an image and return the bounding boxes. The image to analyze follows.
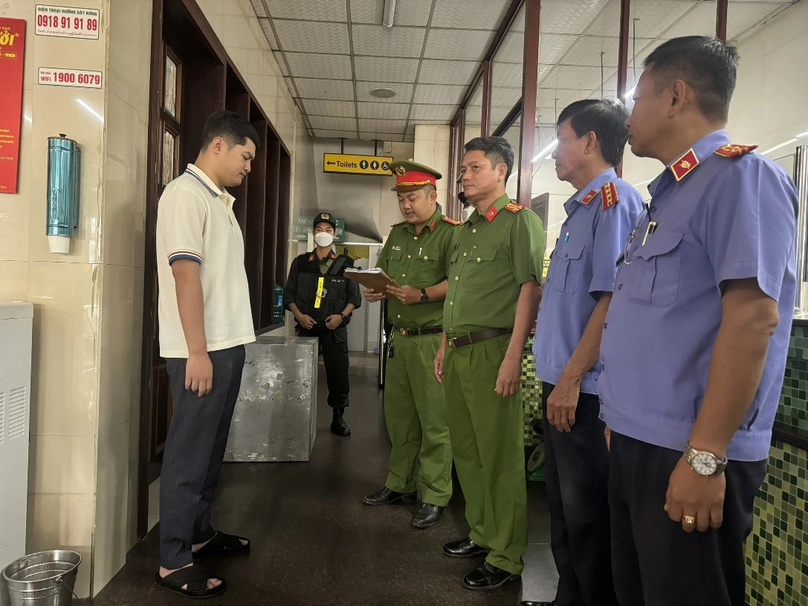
[326,161,336,165]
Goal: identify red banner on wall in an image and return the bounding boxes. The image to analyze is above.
[0,18,26,194]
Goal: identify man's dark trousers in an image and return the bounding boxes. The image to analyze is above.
[159,345,246,569]
[542,381,617,606]
[298,326,349,409]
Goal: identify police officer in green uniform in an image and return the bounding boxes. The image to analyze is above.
[362,161,461,529]
[284,213,361,436]
[434,137,545,590]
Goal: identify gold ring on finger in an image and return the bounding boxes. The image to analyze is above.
[682,514,696,525]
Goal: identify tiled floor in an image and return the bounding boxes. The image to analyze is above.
[86,353,557,605]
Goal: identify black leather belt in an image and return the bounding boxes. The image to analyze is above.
[394,326,444,337]
[447,328,511,348]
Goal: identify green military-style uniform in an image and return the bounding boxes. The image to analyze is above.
[444,193,545,574]
[377,204,460,506]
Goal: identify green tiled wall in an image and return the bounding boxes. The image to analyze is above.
[777,326,808,433]
[746,440,808,606]
[522,336,542,446]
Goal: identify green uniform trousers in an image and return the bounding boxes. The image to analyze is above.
[444,333,527,575]
[384,332,453,507]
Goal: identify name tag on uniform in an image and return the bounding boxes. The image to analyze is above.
[392,246,402,251]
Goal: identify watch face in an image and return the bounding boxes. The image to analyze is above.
[691,452,718,476]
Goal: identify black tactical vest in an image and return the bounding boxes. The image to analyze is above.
[291,253,354,325]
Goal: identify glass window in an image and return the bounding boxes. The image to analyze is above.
[491,3,524,133]
[465,82,483,144]
[164,53,179,119]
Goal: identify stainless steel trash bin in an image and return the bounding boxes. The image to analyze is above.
[3,550,81,606]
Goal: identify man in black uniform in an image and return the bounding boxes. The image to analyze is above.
[284,213,361,436]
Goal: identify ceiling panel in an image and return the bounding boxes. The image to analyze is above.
[540,65,604,90]
[492,62,523,88]
[284,76,294,94]
[540,33,583,65]
[356,81,414,103]
[354,56,419,82]
[563,36,620,67]
[413,84,467,105]
[425,28,494,60]
[409,105,457,121]
[537,88,586,108]
[309,116,358,131]
[431,0,511,30]
[294,77,355,101]
[490,104,515,126]
[315,129,359,139]
[250,0,267,18]
[352,24,426,58]
[660,2,717,38]
[273,51,288,75]
[404,134,415,143]
[263,0,347,22]
[359,118,407,133]
[272,20,350,54]
[349,0,433,27]
[258,18,279,49]
[539,0,612,34]
[303,99,356,117]
[283,53,353,80]
[494,29,523,63]
[490,86,521,109]
[418,60,479,85]
[727,3,790,39]
[589,0,698,39]
[358,102,410,119]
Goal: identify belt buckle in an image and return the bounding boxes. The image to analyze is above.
[447,338,456,348]
[399,329,408,336]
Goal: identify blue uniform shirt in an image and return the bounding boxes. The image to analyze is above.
[534,168,643,394]
[600,130,798,461]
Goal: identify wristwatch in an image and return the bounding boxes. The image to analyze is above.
[684,441,728,476]
[339,313,349,324]
[419,288,430,303]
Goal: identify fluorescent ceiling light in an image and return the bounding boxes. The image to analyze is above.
[382,0,396,28]
[798,130,808,138]
[77,99,103,123]
[532,139,558,162]
[761,138,798,156]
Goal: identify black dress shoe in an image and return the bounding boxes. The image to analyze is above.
[520,602,554,606]
[412,503,444,529]
[443,538,489,559]
[362,486,417,506]
[463,562,520,591]
[331,407,351,436]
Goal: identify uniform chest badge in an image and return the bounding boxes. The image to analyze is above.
[580,190,598,205]
[671,148,700,181]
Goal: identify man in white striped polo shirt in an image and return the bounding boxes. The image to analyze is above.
[154,110,258,599]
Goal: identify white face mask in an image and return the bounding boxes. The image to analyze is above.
[314,232,334,248]
[461,206,475,222]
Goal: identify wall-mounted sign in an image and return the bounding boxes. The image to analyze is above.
[293,215,346,243]
[323,153,393,176]
[38,67,102,89]
[0,18,26,195]
[35,5,100,40]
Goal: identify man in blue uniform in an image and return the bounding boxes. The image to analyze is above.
[523,99,643,606]
[600,36,797,606]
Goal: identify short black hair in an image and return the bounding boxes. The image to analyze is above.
[643,36,738,122]
[557,99,630,167]
[200,110,260,151]
[464,136,514,179]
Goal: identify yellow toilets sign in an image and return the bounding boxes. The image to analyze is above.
[323,153,393,176]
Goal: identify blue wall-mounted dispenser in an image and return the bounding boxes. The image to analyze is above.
[46,134,81,254]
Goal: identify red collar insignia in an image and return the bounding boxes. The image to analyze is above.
[601,182,619,210]
[484,206,498,222]
[580,190,598,206]
[670,148,700,181]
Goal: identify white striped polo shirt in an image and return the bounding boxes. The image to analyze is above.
[156,164,255,358]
